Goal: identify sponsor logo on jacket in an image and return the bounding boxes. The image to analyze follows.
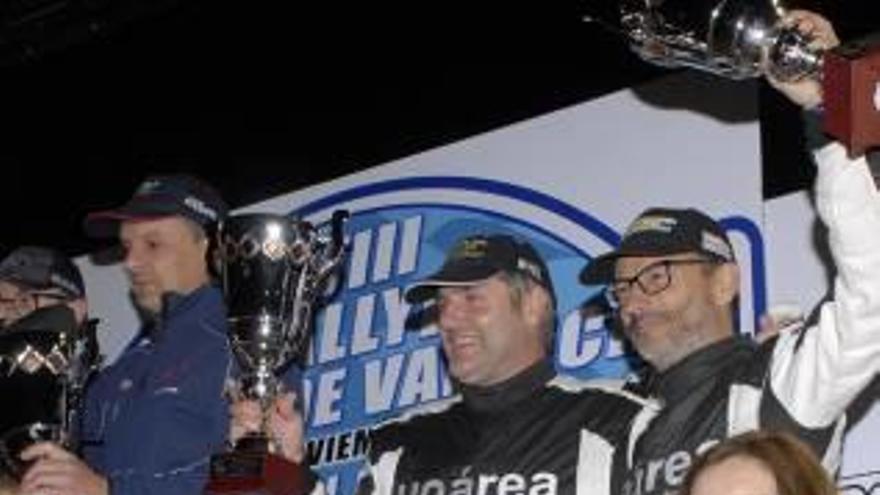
[395,468,559,495]
[622,439,721,495]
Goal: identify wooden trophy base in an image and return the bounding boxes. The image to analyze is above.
[204,450,315,495]
[823,33,880,157]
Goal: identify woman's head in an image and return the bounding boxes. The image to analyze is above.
[681,431,837,495]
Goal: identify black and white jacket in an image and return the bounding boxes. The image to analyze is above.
[359,360,648,495]
[617,141,880,495]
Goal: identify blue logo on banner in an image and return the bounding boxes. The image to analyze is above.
[291,176,766,494]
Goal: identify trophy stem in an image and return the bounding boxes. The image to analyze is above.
[235,434,271,454]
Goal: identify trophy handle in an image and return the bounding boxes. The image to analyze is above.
[311,210,349,284]
[282,210,349,362]
[766,27,824,82]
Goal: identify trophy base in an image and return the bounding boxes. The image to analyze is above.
[204,451,315,495]
[822,33,880,157]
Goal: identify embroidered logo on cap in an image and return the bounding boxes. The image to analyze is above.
[452,238,489,260]
[625,215,677,237]
[702,231,734,261]
[135,180,162,195]
[184,196,218,221]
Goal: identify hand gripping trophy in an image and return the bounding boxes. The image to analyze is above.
[587,0,879,155]
[204,210,347,495]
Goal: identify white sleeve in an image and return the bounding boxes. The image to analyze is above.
[770,142,880,428]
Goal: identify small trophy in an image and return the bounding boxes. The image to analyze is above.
[204,211,347,495]
[589,0,879,155]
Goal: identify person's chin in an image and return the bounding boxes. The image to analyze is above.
[132,291,162,316]
[450,362,482,385]
[626,327,665,355]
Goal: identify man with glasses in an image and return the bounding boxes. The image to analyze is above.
[579,11,880,495]
[0,246,87,329]
[0,246,90,492]
[583,203,879,495]
[582,162,879,492]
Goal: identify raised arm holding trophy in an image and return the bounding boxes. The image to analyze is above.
[204,211,347,495]
[589,0,879,155]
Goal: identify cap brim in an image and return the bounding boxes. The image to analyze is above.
[579,252,621,285]
[580,245,706,285]
[84,199,184,238]
[404,279,482,304]
[404,263,500,304]
[0,273,44,291]
[84,211,165,238]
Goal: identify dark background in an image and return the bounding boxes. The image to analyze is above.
[2,0,878,257]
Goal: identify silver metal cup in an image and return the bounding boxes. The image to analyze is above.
[603,0,822,81]
[214,211,346,427]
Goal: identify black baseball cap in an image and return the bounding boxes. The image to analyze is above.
[84,174,228,238]
[405,234,555,304]
[580,207,735,285]
[0,246,86,298]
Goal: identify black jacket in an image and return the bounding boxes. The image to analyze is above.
[358,360,647,494]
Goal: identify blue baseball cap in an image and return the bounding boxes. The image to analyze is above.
[84,174,228,238]
[0,246,85,298]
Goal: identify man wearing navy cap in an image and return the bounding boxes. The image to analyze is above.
[0,246,88,328]
[20,175,232,495]
[231,233,649,494]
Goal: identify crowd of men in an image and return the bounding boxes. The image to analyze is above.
[0,9,876,495]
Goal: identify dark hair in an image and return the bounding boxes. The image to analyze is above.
[680,431,837,495]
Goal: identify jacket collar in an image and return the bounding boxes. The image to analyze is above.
[654,336,754,405]
[460,359,555,414]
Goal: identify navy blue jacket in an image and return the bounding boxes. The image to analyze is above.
[81,285,231,495]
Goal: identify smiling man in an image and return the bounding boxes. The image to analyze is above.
[230,233,650,494]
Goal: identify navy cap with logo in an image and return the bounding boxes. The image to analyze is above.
[580,207,735,285]
[0,246,86,298]
[405,234,555,304]
[84,174,228,238]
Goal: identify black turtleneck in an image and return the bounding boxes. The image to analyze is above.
[459,359,555,414]
[654,336,756,405]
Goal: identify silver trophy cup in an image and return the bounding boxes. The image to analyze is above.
[0,306,100,478]
[206,211,346,495]
[601,0,822,81]
[592,0,880,155]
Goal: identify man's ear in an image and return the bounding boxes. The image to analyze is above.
[198,234,210,258]
[68,298,88,326]
[522,283,551,331]
[710,263,740,307]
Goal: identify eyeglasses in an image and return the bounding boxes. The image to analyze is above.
[0,291,70,311]
[607,259,717,307]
